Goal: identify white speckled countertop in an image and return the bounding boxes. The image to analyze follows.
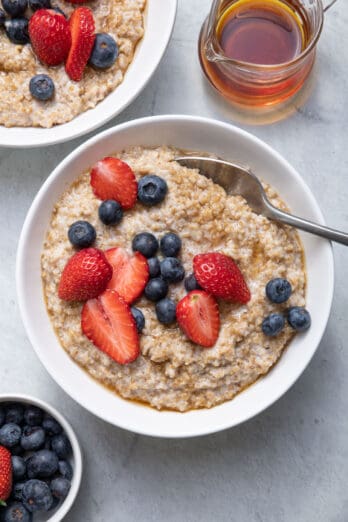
[0,1,347,520]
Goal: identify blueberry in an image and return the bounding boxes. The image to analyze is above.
[160,257,185,283]
[52,5,66,17]
[50,477,71,500]
[58,460,73,481]
[11,481,25,501]
[0,424,21,448]
[6,404,24,425]
[89,32,119,69]
[22,479,53,512]
[27,450,58,479]
[138,175,168,206]
[147,257,160,278]
[24,406,43,427]
[21,426,45,451]
[2,0,27,17]
[287,307,311,332]
[262,313,285,337]
[155,298,176,325]
[0,406,5,427]
[184,273,201,292]
[29,74,55,101]
[132,232,159,258]
[265,278,292,303]
[29,0,51,10]
[51,434,72,459]
[5,18,29,44]
[12,456,26,480]
[144,278,168,302]
[160,233,182,257]
[67,220,96,248]
[42,415,62,436]
[98,200,123,226]
[0,9,6,25]
[131,307,145,333]
[3,502,32,522]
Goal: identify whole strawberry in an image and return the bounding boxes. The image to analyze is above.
[29,9,72,66]
[0,446,12,506]
[65,7,95,82]
[193,252,251,303]
[58,248,113,302]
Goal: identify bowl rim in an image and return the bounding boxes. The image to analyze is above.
[16,114,334,438]
[0,393,83,520]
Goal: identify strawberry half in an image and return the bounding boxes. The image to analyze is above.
[65,7,95,82]
[82,289,140,365]
[58,248,113,302]
[29,9,71,66]
[90,157,138,210]
[0,446,12,506]
[193,252,251,304]
[176,290,220,348]
[105,247,149,304]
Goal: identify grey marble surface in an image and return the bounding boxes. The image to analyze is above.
[0,1,347,520]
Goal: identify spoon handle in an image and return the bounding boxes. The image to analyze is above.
[267,204,348,246]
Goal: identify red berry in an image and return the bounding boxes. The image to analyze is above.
[0,446,12,505]
[29,9,71,66]
[65,7,95,82]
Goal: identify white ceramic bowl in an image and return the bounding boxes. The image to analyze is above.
[0,394,82,521]
[0,0,177,148]
[16,115,334,438]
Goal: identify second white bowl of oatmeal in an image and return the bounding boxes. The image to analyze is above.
[16,115,334,438]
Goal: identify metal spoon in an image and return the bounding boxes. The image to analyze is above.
[175,155,348,246]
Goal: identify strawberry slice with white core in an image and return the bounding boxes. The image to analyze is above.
[105,247,149,304]
[81,289,140,365]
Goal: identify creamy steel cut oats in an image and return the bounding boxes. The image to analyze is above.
[41,146,306,412]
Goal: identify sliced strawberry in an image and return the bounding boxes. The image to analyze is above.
[90,157,138,210]
[65,7,95,82]
[81,289,140,365]
[0,446,12,505]
[105,247,149,304]
[29,9,71,66]
[176,290,220,348]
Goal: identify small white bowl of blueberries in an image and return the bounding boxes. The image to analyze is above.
[0,394,82,522]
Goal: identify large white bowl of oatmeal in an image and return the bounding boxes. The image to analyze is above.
[16,115,334,437]
[0,0,177,147]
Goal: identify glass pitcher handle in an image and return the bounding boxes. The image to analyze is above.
[323,0,338,12]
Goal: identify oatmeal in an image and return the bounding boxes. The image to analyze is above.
[41,146,306,412]
[0,0,145,128]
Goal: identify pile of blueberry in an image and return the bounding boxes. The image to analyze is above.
[0,401,73,521]
[0,0,51,46]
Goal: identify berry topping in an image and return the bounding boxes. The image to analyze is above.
[3,503,31,521]
[144,278,168,302]
[160,257,185,283]
[68,220,96,248]
[176,290,220,348]
[2,0,27,17]
[11,456,26,480]
[105,247,149,305]
[147,257,160,278]
[193,252,251,303]
[29,74,55,101]
[90,157,137,210]
[138,175,168,206]
[98,200,123,226]
[262,313,285,337]
[81,289,140,365]
[184,273,201,292]
[0,445,12,504]
[155,298,176,325]
[65,7,95,81]
[50,477,70,500]
[5,18,29,45]
[160,233,182,257]
[58,248,112,302]
[29,9,71,66]
[26,450,58,479]
[0,424,21,448]
[21,426,45,451]
[89,32,119,69]
[131,307,145,333]
[287,307,311,331]
[29,0,51,10]
[132,232,159,258]
[265,278,292,303]
[22,479,53,512]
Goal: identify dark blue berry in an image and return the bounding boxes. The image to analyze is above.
[5,18,29,44]
[24,406,43,427]
[12,456,26,480]
[0,9,6,25]
[52,6,66,17]
[184,273,201,292]
[89,32,119,69]
[0,423,21,448]
[2,0,27,17]
[29,74,55,101]
[27,450,58,479]
[6,404,24,425]
[22,479,53,512]
[50,477,71,500]
[11,481,25,501]
[68,220,96,248]
[144,278,168,302]
[132,232,159,258]
[98,199,123,226]
[29,0,51,10]
[42,415,62,436]
[147,257,160,278]
[51,434,72,459]
[160,257,185,283]
[262,313,285,337]
[265,278,292,303]
[3,502,32,522]
[287,307,311,332]
[58,460,73,481]
[131,307,145,333]
[160,233,181,257]
[0,406,5,427]
[21,426,45,451]
[155,298,176,325]
[138,175,168,206]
